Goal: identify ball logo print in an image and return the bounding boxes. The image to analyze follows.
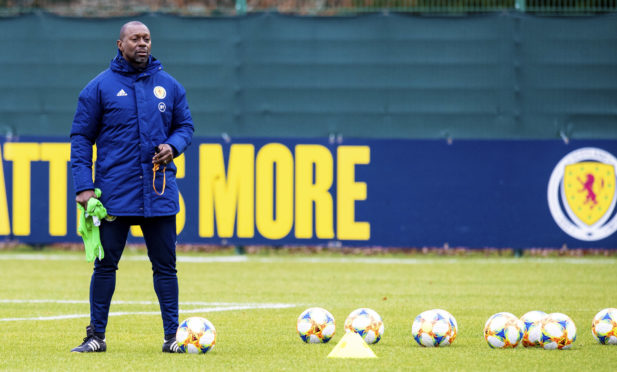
[547,147,617,241]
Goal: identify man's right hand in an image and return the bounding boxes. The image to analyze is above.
[76,189,96,209]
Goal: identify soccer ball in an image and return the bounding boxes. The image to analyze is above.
[411,309,458,347]
[520,310,547,347]
[296,307,336,343]
[591,308,617,345]
[344,308,384,344]
[484,312,524,348]
[540,312,576,350]
[176,317,217,354]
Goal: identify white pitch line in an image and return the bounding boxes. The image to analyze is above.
[0,299,90,304]
[0,253,615,265]
[0,254,82,261]
[0,254,248,263]
[250,257,617,265]
[0,299,285,307]
[0,313,90,322]
[0,302,296,322]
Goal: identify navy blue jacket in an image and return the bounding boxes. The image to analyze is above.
[70,51,194,217]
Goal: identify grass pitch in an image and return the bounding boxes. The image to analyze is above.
[0,249,616,371]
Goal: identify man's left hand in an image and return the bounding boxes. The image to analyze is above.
[153,144,173,166]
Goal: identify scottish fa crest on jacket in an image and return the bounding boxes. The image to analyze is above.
[154,86,167,112]
[547,147,617,241]
[154,85,167,99]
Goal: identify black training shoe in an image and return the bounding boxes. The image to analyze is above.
[162,338,183,353]
[71,325,106,353]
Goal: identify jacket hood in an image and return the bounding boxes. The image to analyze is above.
[110,49,162,75]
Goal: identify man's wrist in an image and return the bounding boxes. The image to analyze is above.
[164,143,178,157]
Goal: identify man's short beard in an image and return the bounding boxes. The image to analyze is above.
[126,54,149,69]
[134,55,148,63]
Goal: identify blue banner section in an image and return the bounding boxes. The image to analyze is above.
[0,137,616,248]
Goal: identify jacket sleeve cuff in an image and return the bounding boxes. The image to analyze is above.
[75,184,95,195]
[73,172,95,195]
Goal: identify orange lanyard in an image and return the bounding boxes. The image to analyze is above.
[152,163,166,196]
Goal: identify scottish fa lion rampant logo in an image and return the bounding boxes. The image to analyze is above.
[153,86,166,99]
[547,147,617,241]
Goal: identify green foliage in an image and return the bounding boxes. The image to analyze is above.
[0,251,616,371]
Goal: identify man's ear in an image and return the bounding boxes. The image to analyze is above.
[116,40,122,51]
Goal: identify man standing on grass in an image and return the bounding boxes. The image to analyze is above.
[70,20,194,353]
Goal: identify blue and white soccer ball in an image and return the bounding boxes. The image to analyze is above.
[176,317,217,354]
[591,308,617,345]
[296,307,336,343]
[520,310,547,347]
[344,308,384,344]
[484,312,524,348]
[540,312,577,350]
[412,309,458,347]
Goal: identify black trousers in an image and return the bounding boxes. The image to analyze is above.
[90,215,178,336]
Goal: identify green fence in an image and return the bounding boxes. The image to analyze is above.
[2,12,616,139]
[308,0,516,14]
[523,0,617,12]
[1,0,616,15]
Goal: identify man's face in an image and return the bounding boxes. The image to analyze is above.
[117,24,151,68]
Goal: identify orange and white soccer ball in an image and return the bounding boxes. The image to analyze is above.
[484,312,524,348]
[344,308,384,344]
[540,312,577,350]
[176,316,217,354]
[296,307,336,343]
[412,309,458,347]
[520,310,547,347]
[591,308,617,345]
